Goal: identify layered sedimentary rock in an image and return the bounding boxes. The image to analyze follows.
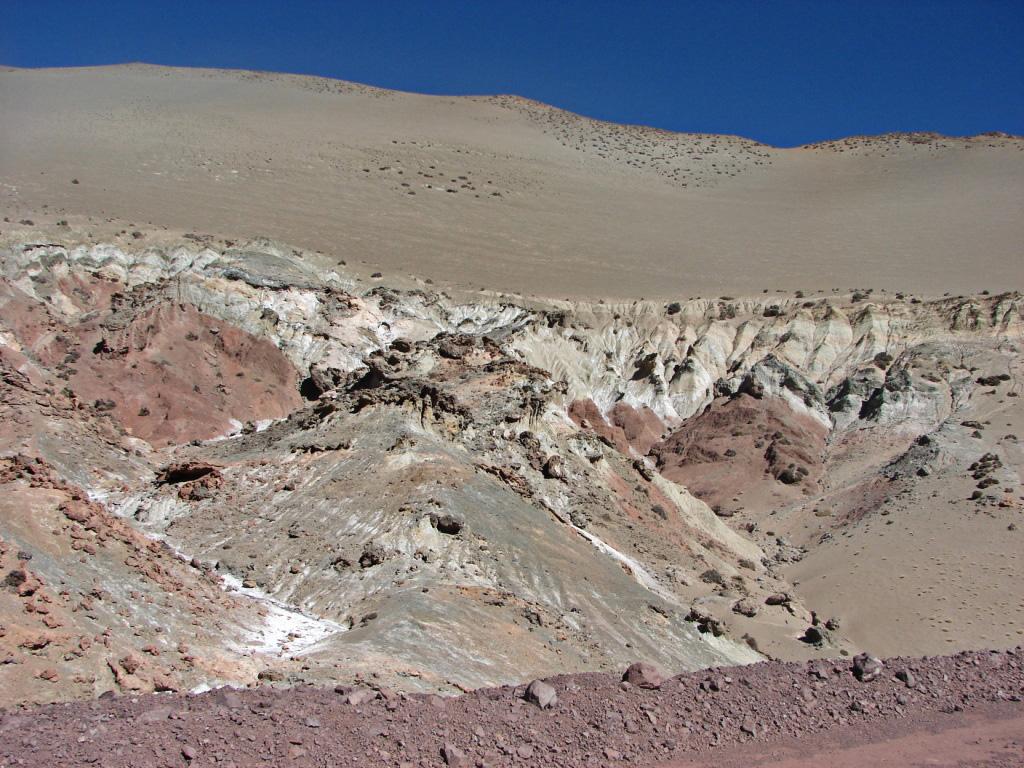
[1,240,1021,705]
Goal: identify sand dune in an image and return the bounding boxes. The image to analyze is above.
[1,63,1021,299]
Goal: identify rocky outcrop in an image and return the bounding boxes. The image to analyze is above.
[1,239,1021,705]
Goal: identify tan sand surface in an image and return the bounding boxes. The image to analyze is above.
[2,63,1022,299]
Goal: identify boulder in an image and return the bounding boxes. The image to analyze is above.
[346,688,379,706]
[524,679,558,709]
[622,662,666,689]
[732,598,759,617]
[429,513,464,535]
[542,455,564,480]
[895,668,916,688]
[852,653,883,682]
[441,742,469,767]
[800,626,826,645]
[359,542,387,568]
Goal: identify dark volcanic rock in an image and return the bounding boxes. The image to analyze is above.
[429,513,464,535]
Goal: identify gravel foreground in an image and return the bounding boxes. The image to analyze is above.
[1,648,1022,767]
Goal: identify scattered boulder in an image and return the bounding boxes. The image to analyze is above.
[686,606,728,637]
[542,455,564,480]
[895,668,916,688]
[853,653,883,682]
[800,626,825,645]
[732,598,759,618]
[441,742,469,767]
[622,662,666,689]
[429,513,464,535]
[776,466,803,484]
[437,334,477,360]
[345,688,378,706]
[524,679,558,709]
[359,542,387,568]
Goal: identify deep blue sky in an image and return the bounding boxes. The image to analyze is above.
[2,0,1022,146]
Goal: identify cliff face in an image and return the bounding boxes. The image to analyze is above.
[1,240,1021,704]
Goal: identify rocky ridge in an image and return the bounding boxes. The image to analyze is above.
[0,648,1021,767]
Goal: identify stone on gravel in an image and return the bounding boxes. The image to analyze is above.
[346,688,378,706]
[524,679,558,709]
[211,687,244,709]
[853,653,884,682]
[896,668,916,688]
[623,661,666,689]
[441,741,469,767]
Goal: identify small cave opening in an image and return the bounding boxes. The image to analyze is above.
[299,377,323,401]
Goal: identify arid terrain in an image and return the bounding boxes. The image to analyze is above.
[0,65,1022,765]
[1,64,1022,299]
[2,649,1022,767]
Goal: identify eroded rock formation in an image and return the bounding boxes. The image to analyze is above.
[1,240,1021,705]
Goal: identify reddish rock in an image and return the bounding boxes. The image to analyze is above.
[441,742,468,767]
[623,661,666,689]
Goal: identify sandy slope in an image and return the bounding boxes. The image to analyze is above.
[1,63,1022,299]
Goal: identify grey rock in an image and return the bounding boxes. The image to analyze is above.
[853,653,883,682]
[896,668,916,688]
[524,679,558,709]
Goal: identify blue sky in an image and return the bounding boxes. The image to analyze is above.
[2,0,1022,146]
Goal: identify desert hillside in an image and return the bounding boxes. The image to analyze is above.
[1,63,1022,299]
[0,237,1021,709]
[1,62,1023,767]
